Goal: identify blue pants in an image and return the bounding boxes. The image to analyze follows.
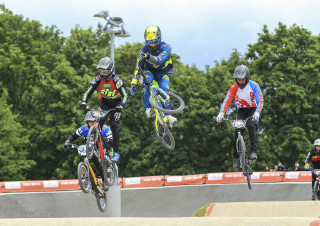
[143,71,170,109]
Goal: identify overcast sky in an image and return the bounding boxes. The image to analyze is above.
[2,0,320,70]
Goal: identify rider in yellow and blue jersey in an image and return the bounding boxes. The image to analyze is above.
[129,25,178,127]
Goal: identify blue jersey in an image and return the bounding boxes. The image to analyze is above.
[75,124,112,140]
[133,41,173,80]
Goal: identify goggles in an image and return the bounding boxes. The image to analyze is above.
[99,69,111,76]
[147,40,159,47]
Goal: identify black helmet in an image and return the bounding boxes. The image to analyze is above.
[84,111,96,122]
[96,57,114,81]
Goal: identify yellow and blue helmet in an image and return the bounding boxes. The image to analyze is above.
[144,25,161,49]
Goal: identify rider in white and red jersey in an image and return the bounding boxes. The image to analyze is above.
[216,65,264,169]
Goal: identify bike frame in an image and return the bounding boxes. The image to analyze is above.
[149,82,170,130]
[73,145,105,194]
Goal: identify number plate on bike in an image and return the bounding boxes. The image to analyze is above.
[230,120,246,129]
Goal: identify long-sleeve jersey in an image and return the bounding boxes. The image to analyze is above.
[66,124,112,143]
[82,74,128,107]
[220,80,264,115]
[133,41,173,80]
[305,148,320,169]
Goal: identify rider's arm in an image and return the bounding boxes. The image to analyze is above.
[305,149,314,164]
[66,125,84,143]
[219,84,237,114]
[114,76,129,107]
[102,126,113,140]
[81,76,101,103]
[147,43,171,65]
[250,81,264,114]
[132,46,148,84]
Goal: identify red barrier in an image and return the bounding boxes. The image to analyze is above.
[165,174,206,186]
[0,180,81,193]
[122,176,164,188]
[283,171,312,182]
[251,171,284,183]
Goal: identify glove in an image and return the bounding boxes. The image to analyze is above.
[64,141,72,148]
[252,112,260,122]
[305,163,310,169]
[79,102,87,109]
[129,86,136,95]
[131,78,138,86]
[139,50,150,60]
[115,105,123,112]
[216,113,224,123]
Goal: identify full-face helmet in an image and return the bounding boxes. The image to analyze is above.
[144,25,161,50]
[96,57,114,82]
[233,64,250,89]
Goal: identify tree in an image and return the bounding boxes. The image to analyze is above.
[0,89,36,180]
[247,23,320,168]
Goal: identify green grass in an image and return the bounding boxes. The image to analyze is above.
[192,203,212,217]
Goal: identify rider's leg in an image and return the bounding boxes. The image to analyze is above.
[99,100,121,162]
[157,74,177,126]
[143,71,155,118]
[109,110,121,162]
[247,117,258,160]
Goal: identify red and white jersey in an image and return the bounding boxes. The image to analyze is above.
[220,80,264,114]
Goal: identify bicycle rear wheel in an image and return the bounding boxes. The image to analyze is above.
[95,192,107,212]
[154,118,175,150]
[149,91,184,114]
[77,162,91,193]
[86,126,99,159]
[313,179,319,200]
[104,160,116,186]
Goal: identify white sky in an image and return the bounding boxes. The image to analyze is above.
[2,0,320,70]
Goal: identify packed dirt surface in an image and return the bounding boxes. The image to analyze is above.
[205,201,320,217]
[0,217,320,226]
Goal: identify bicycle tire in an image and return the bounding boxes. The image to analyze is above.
[95,192,107,212]
[154,118,175,150]
[86,126,99,159]
[313,179,319,200]
[238,136,246,171]
[77,162,91,194]
[149,91,184,114]
[245,166,252,190]
[104,160,116,186]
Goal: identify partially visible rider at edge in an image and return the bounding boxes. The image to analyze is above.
[216,65,264,169]
[64,111,113,190]
[129,25,178,127]
[304,139,320,200]
[80,57,128,162]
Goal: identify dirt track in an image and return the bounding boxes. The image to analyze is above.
[1,217,320,226]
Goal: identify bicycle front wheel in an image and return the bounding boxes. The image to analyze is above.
[245,166,252,190]
[86,126,99,159]
[313,179,319,200]
[154,118,175,150]
[77,162,91,193]
[95,192,107,212]
[149,91,184,114]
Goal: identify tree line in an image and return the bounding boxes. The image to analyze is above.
[0,5,319,181]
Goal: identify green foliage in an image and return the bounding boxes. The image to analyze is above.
[0,89,36,180]
[0,5,319,180]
